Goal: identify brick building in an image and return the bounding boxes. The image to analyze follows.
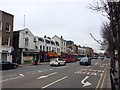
[0,10,14,62]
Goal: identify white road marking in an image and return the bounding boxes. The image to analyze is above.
[50,69,53,71]
[100,65,104,67]
[75,68,104,76]
[81,76,91,87]
[19,74,24,76]
[0,74,24,82]
[86,66,90,68]
[95,63,98,65]
[37,72,57,79]
[91,72,97,76]
[38,70,42,72]
[42,76,68,88]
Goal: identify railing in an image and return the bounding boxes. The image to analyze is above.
[110,69,118,90]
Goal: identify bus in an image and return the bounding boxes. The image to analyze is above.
[61,53,77,63]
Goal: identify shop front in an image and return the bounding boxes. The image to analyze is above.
[1,47,13,62]
[23,49,39,65]
[39,51,47,62]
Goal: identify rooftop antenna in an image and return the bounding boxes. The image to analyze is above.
[24,14,25,29]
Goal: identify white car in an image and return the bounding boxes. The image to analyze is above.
[50,58,66,66]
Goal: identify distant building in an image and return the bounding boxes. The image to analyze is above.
[78,46,85,54]
[0,10,14,62]
[66,40,74,46]
[83,46,94,57]
[66,40,78,54]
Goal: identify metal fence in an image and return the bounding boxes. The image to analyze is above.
[110,69,118,90]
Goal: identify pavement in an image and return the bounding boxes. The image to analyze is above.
[107,69,111,89]
[18,62,50,67]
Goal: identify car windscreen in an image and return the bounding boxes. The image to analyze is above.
[78,55,87,58]
[58,58,64,61]
[80,57,88,61]
[51,58,57,61]
[62,54,66,58]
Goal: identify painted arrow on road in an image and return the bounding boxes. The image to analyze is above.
[81,76,91,87]
[37,72,57,79]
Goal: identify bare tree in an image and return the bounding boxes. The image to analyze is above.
[89,1,120,89]
[88,0,110,19]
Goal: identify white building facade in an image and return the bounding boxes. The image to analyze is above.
[13,28,37,64]
[52,35,66,53]
[34,36,61,53]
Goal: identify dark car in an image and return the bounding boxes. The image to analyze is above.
[79,56,91,65]
[78,54,88,61]
[0,61,18,70]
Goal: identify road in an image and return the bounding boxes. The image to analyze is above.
[1,57,110,89]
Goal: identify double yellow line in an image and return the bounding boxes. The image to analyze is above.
[96,65,108,90]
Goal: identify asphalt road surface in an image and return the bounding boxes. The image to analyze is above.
[1,57,110,89]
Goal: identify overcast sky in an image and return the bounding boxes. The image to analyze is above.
[0,0,108,52]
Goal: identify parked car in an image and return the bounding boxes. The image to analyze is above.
[79,56,91,65]
[0,60,18,70]
[50,58,66,66]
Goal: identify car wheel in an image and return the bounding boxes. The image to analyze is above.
[64,63,66,65]
[58,63,60,66]
[79,63,81,65]
[89,62,91,65]
[14,65,17,69]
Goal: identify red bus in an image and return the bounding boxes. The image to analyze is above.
[61,53,77,63]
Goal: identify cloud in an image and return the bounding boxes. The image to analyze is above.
[0,0,107,51]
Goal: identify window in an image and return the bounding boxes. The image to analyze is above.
[2,37,10,46]
[45,39,50,44]
[46,46,48,52]
[49,47,51,51]
[25,37,29,47]
[6,23,11,32]
[51,41,55,45]
[54,48,56,52]
[55,41,60,46]
[52,47,54,51]
[0,21,2,30]
[43,46,45,51]
[38,38,44,42]
[40,45,42,51]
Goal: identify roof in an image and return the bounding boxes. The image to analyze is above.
[13,28,34,36]
[0,10,14,16]
[52,35,66,41]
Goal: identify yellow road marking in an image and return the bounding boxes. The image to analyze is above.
[100,65,108,89]
[96,65,108,90]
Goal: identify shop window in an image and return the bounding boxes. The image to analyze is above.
[6,23,11,32]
